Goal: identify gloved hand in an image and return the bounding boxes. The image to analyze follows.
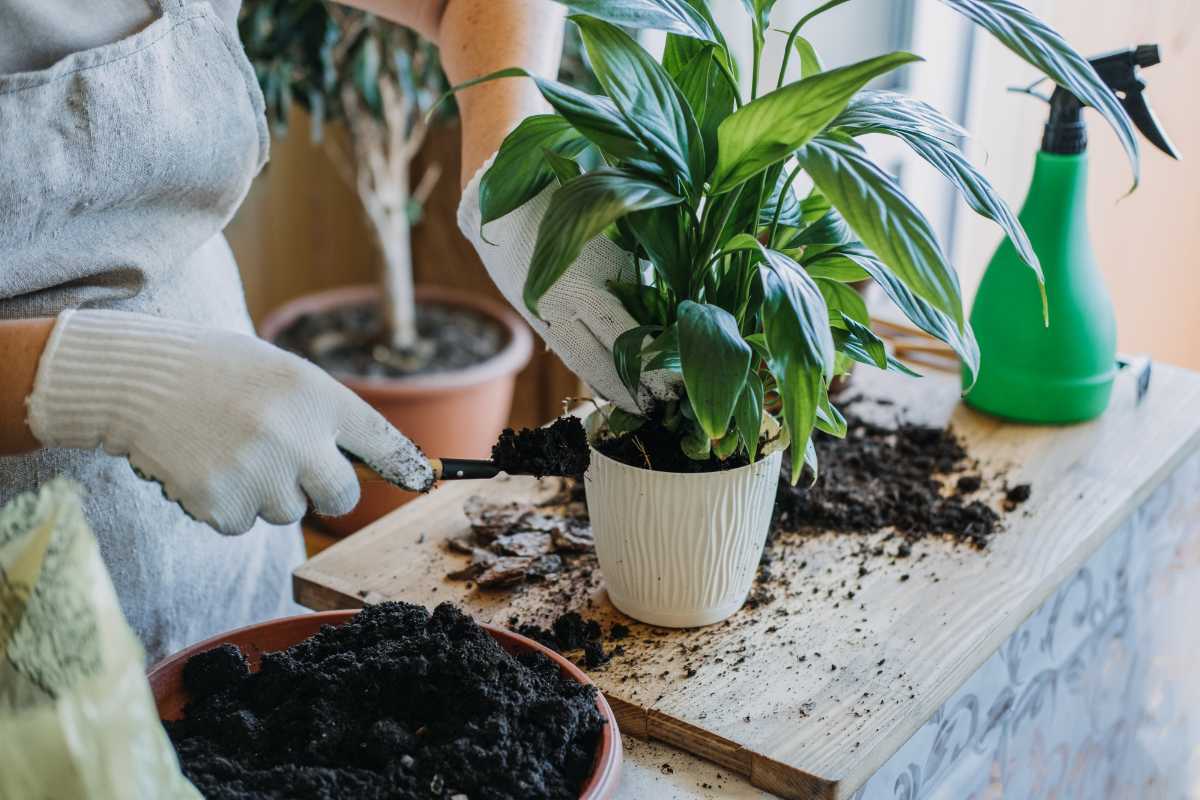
[458,158,680,413]
[26,310,434,535]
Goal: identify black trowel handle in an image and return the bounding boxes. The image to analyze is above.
[354,458,501,485]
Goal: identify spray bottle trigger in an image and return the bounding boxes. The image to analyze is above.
[1119,89,1180,160]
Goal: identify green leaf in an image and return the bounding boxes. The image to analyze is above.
[833,94,1045,317]
[608,407,646,435]
[526,169,681,315]
[543,148,584,184]
[734,371,765,461]
[825,245,980,385]
[792,35,824,78]
[678,301,752,439]
[796,135,965,329]
[575,17,701,186]
[815,389,847,438]
[627,205,691,297]
[803,252,870,282]
[759,166,802,228]
[673,46,736,173]
[711,51,921,193]
[606,280,670,326]
[833,90,967,144]
[681,419,712,460]
[838,315,887,369]
[613,325,662,398]
[815,278,869,328]
[352,35,381,112]
[560,0,718,42]
[445,68,654,168]
[938,0,1139,187]
[480,115,589,226]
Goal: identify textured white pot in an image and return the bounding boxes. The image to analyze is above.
[584,410,784,628]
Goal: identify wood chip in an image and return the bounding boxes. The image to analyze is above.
[492,531,555,558]
[463,495,533,541]
[446,548,498,580]
[551,522,595,553]
[474,556,534,588]
[446,537,476,554]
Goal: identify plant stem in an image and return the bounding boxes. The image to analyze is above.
[751,32,763,100]
[768,161,805,246]
[777,0,854,88]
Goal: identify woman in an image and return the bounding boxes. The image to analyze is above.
[0,0,665,662]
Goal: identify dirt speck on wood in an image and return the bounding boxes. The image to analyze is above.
[166,602,604,800]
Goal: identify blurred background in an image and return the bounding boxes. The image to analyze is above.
[229,0,1200,435]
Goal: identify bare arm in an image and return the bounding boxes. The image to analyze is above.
[337,0,566,187]
[0,318,55,455]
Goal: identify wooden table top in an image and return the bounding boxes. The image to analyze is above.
[294,363,1200,799]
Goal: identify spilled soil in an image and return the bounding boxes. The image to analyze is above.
[773,403,1027,548]
[274,301,505,378]
[166,602,604,800]
[492,417,590,478]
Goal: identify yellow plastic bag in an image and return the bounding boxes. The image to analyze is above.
[0,479,199,800]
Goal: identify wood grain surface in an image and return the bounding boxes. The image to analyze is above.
[294,364,1200,799]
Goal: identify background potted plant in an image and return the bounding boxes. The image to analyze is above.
[463,0,1138,626]
[246,1,533,533]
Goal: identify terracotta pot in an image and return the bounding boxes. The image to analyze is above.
[148,609,622,800]
[259,285,533,535]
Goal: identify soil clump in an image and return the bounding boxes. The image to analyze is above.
[166,602,604,800]
[275,301,504,378]
[491,417,590,478]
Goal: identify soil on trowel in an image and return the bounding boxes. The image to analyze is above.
[446,480,594,590]
[166,602,604,800]
[593,405,753,474]
[491,417,590,478]
[774,398,1031,548]
[274,301,505,378]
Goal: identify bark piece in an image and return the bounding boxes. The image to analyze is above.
[475,557,534,589]
[492,531,555,558]
[463,495,533,541]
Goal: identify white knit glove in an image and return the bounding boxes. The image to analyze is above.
[459,158,680,413]
[26,310,434,535]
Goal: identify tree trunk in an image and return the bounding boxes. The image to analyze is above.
[377,160,418,351]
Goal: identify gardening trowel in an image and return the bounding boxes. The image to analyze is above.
[353,457,503,485]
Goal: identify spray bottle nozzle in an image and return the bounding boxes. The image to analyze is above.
[1011,44,1179,160]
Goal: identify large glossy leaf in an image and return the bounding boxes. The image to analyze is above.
[711,52,921,193]
[823,245,980,385]
[759,166,802,228]
[673,46,736,173]
[606,280,670,326]
[815,277,869,328]
[939,0,1139,186]
[560,0,718,42]
[525,169,681,315]
[796,135,965,329]
[447,68,653,168]
[627,205,691,297]
[480,115,590,226]
[734,371,765,461]
[833,94,1044,310]
[678,301,752,439]
[575,17,700,186]
[833,90,967,144]
[759,261,828,483]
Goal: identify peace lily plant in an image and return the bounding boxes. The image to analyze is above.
[457,0,1139,626]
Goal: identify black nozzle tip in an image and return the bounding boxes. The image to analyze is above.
[1135,44,1161,68]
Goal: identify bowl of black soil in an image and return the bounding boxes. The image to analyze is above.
[149,602,621,800]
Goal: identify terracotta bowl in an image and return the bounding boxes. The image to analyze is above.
[258,284,534,535]
[148,609,621,800]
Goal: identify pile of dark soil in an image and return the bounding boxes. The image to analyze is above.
[594,406,752,473]
[166,602,604,800]
[492,417,590,478]
[447,482,593,589]
[274,301,504,378]
[774,405,1030,547]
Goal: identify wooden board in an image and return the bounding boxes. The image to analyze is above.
[294,364,1200,799]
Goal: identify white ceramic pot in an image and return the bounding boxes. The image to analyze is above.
[583,410,784,628]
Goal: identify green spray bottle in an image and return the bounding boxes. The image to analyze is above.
[964,45,1179,423]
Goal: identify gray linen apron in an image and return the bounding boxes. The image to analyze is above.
[0,0,305,662]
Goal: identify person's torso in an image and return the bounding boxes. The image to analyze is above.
[0,0,302,663]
